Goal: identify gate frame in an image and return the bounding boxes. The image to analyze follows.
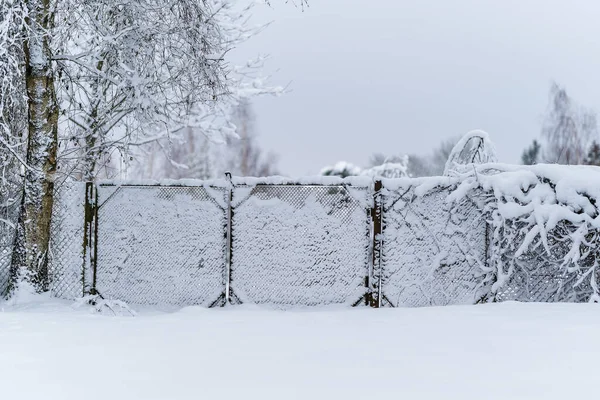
[224,177,375,307]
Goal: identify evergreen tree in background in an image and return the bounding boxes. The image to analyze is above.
[521,140,541,165]
[585,141,600,166]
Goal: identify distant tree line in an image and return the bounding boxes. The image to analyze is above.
[323,81,600,180]
[321,138,458,179]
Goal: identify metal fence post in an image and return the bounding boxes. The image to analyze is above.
[369,180,383,308]
[91,184,99,295]
[82,182,92,296]
[82,182,98,296]
[225,172,233,305]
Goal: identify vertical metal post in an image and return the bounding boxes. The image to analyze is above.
[225,172,233,305]
[82,182,99,296]
[82,182,92,296]
[91,185,99,295]
[370,180,383,308]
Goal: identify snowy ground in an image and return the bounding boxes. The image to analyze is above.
[1,296,598,400]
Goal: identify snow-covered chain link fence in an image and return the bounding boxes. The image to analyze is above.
[44,167,600,308]
[47,178,488,308]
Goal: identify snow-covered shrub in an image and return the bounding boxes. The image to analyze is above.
[444,130,498,176]
[321,157,410,179]
[362,155,409,178]
[73,295,137,316]
[449,163,600,302]
[320,162,363,178]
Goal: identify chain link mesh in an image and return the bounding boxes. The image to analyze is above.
[95,185,226,306]
[0,192,19,298]
[230,185,370,307]
[0,243,10,298]
[494,222,597,303]
[48,181,87,299]
[378,186,488,307]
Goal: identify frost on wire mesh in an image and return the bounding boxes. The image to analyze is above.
[0,237,10,298]
[378,185,488,307]
[230,185,370,307]
[48,181,87,299]
[95,185,226,306]
[0,192,20,298]
[493,221,597,303]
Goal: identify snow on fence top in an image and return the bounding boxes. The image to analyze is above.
[98,175,376,188]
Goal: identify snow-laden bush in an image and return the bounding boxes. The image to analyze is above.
[362,155,409,178]
[73,295,137,316]
[321,157,409,179]
[448,163,600,302]
[320,162,363,178]
[444,130,498,176]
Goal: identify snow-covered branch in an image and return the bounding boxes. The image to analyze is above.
[448,162,600,302]
[52,0,283,181]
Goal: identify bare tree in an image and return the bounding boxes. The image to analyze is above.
[542,82,597,165]
[431,137,457,171]
[406,137,458,177]
[54,0,284,183]
[135,100,279,179]
[53,0,236,181]
[225,100,279,177]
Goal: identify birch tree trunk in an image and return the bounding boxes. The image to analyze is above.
[9,0,58,294]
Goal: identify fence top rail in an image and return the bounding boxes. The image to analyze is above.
[95,175,465,190]
[97,176,378,188]
[97,178,228,188]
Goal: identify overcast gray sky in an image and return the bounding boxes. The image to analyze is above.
[232,0,600,176]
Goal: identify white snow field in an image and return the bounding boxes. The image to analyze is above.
[1,296,598,400]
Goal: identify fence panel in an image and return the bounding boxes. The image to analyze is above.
[49,181,87,299]
[378,183,487,307]
[230,184,371,307]
[95,185,227,306]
